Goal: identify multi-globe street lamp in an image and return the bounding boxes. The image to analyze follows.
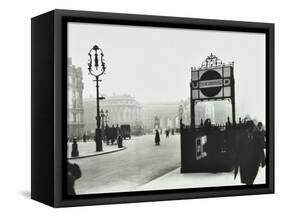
[88,45,106,152]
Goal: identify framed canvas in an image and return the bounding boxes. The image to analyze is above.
[31,9,274,207]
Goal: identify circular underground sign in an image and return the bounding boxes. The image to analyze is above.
[199,70,222,97]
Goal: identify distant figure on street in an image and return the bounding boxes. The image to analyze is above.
[117,135,123,148]
[165,129,170,138]
[105,124,110,145]
[83,133,87,143]
[116,124,121,138]
[234,120,265,185]
[67,162,82,195]
[111,125,116,144]
[155,130,160,145]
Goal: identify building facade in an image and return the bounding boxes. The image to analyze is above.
[141,102,179,131]
[67,58,84,138]
[83,94,142,131]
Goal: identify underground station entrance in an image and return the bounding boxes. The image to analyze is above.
[181,54,241,173]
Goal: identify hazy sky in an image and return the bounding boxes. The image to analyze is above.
[68,22,265,123]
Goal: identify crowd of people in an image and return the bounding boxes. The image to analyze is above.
[77,124,124,146]
[197,117,266,185]
[103,124,123,146]
[234,119,266,185]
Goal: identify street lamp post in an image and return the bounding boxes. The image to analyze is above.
[88,45,106,152]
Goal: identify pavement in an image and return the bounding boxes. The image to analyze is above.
[69,134,266,195]
[136,166,266,191]
[69,133,181,194]
[67,141,126,159]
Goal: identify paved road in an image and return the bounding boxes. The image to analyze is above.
[69,133,181,194]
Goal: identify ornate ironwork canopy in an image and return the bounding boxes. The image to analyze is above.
[200,53,223,68]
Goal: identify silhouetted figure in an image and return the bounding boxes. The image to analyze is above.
[117,135,123,148]
[234,120,264,185]
[200,119,204,128]
[111,125,116,144]
[116,124,121,138]
[204,118,212,128]
[105,124,110,145]
[226,116,231,128]
[256,122,266,167]
[155,130,160,145]
[171,129,174,135]
[165,129,170,138]
[71,138,79,157]
[238,117,242,125]
[67,162,82,195]
[83,133,87,143]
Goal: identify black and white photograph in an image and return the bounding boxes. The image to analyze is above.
[66,22,267,196]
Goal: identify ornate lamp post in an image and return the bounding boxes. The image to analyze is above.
[88,45,106,152]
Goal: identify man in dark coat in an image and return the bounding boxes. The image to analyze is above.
[105,124,110,145]
[155,130,160,145]
[83,133,87,143]
[234,120,264,185]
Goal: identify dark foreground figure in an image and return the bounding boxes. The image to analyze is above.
[68,162,82,195]
[155,130,160,145]
[234,120,265,185]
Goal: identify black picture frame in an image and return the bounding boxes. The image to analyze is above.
[31,9,274,207]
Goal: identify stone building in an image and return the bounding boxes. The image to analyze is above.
[141,102,179,131]
[67,58,84,138]
[83,94,142,131]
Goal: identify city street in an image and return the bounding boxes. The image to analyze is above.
[70,133,266,195]
[69,133,181,194]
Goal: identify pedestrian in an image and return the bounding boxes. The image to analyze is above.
[165,129,169,138]
[83,133,87,143]
[117,135,123,148]
[256,122,266,167]
[116,124,121,138]
[155,130,160,145]
[234,120,265,185]
[67,162,82,195]
[105,124,110,145]
[111,125,116,144]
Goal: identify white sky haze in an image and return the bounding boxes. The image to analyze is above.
[68,22,266,123]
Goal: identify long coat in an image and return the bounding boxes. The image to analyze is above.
[235,130,264,185]
[155,131,160,145]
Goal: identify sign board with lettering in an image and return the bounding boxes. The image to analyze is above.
[191,66,233,100]
[189,53,236,127]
